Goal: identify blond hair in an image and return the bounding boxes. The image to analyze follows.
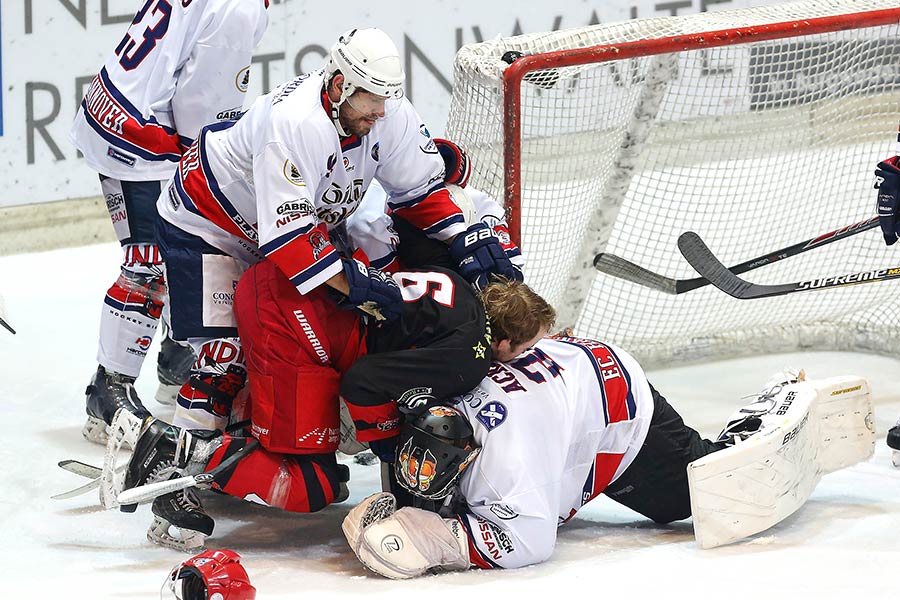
[480,278,556,346]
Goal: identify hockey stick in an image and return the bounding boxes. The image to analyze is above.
[52,460,114,500]
[594,216,879,294]
[678,230,900,299]
[116,438,259,505]
[0,294,15,334]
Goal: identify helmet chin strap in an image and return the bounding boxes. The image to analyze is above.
[328,78,353,138]
[330,101,350,137]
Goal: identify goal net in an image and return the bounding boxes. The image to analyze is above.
[447,0,900,367]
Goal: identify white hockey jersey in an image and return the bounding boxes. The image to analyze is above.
[451,336,654,569]
[70,0,269,181]
[157,69,469,294]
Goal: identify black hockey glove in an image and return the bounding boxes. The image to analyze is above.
[449,223,524,291]
[876,156,900,246]
[338,258,404,321]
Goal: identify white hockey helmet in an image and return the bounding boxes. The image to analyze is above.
[326,28,405,103]
[325,28,404,135]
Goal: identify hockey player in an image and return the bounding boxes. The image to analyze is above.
[69,0,269,443]
[100,260,492,550]
[873,151,900,464]
[155,27,521,437]
[342,280,851,578]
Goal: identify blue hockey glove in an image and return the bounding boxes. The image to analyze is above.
[435,138,471,187]
[339,258,404,321]
[449,223,524,291]
[876,156,900,246]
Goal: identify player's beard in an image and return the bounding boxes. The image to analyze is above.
[339,103,378,137]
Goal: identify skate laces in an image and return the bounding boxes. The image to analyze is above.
[176,488,203,512]
[145,426,194,483]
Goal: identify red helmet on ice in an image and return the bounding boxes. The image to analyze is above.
[161,549,256,600]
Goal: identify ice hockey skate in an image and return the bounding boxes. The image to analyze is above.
[148,488,215,552]
[156,335,195,405]
[689,372,874,549]
[83,365,152,445]
[887,422,900,467]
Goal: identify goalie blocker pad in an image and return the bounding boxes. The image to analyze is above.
[688,375,874,549]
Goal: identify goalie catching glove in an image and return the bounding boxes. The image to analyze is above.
[342,492,470,579]
[449,223,524,291]
[875,156,900,245]
[338,258,404,321]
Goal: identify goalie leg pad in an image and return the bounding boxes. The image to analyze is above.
[688,375,874,549]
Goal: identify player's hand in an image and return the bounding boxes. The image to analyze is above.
[339,259,404,321]
[435,138,471,187]
[875,156,900,246]
[449,223,524,291]
[368,435,399,463]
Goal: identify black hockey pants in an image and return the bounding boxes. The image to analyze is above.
[603,384,727,523]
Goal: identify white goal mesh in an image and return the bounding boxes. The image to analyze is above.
[447,0,900,367]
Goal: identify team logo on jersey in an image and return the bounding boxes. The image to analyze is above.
[283,160,305,186]
[216,108,244,121]
[325,154,338,178]
[235,66,251,93]
[343,156,354,172]
[418,124,437,154]
[276,200,314,216]
[472,341,487,360]
[490,504,519,520]
[308,230,329,259]
[477,402,507,430]
[371,142,380,162]
[397,387,435,411]
[107,146,136,167]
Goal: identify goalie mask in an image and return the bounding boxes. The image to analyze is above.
[161,549,256,600]
[395,405,481,499]
[325,28,405,136]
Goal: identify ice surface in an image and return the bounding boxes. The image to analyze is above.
[2,243,898,598]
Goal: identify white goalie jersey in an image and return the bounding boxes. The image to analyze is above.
[451,336,654,569]
[70,0,269,181]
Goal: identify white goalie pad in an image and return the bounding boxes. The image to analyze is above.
[688,375,874,549]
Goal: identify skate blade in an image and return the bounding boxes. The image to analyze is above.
[99,409,145,509]
[147,516,207,553]
[82,416,109,445]
[892,449,900,468]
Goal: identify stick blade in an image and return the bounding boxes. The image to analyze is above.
[678,232,757,298]
[593,253,678,294]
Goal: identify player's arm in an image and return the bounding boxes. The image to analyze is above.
[375,102,468,242]
[170,3,269,144]
[255,135,403,320]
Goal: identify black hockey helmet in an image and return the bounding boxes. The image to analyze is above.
[394,405,481,499]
